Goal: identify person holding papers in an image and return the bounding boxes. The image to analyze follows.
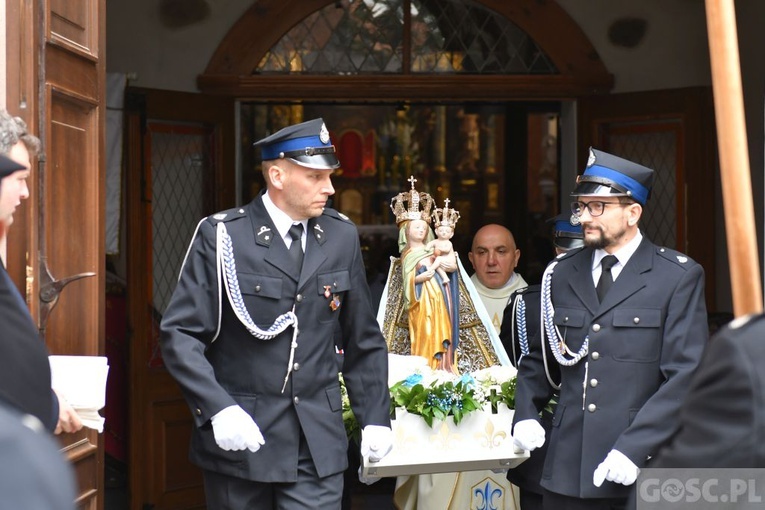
[0,109,82,435]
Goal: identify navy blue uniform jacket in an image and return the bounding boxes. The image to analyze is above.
[160,195,391,483]
[500,285,558,496]
[513,237,708,499]
[651,312,765,468]
[0,264,57,431]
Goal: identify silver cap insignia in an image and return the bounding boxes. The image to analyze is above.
[320,123,330,144]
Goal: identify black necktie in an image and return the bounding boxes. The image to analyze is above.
[288,223,304,272]
[596,255,618,302]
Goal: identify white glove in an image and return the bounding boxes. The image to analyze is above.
[512,419,546,452]
[593,449,639,487]
[360,425,393,462]
[210,405,265,453]
[358,466,380,486]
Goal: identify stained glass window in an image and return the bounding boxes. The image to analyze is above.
[256,0,557,75]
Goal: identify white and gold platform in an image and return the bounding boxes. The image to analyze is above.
[362,404,528,478]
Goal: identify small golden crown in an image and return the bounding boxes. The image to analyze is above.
[390,176,434,225]
[432,198,460,229]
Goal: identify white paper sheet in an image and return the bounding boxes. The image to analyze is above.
[49,355,110,432]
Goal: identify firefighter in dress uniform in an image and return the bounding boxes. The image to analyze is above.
[160,118,393,510]
[500,213,583,510]
[511,148,708,510]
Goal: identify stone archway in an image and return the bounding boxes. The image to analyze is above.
[198,0,613,100]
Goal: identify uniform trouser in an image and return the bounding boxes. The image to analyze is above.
[542,489,626,510]
[519,488,543,510]
[202,432,344,510]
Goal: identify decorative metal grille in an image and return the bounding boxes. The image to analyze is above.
[608,127,679,249]
[151,128,209,315]
[255,0,556,75]
[412,0,557,73]
[257,0,403,74]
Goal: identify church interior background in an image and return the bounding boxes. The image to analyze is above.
[9,0,765,508]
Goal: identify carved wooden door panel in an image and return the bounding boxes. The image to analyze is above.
[5,0,107,509]
[42,2,107,509]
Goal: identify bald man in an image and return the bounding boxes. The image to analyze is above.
[468,224,528,332]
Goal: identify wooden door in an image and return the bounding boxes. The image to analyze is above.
[578,87,717,307]
[125,88,234,509]
[5,0,106,509]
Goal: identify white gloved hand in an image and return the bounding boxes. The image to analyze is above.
[512,419,546,452]
[593,449,639,487]
[358,466,381,486]
[210,405,265,453]
[360,425,393,462]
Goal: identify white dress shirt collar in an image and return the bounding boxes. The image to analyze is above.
[262,191,306,248]
[591,229,643,282]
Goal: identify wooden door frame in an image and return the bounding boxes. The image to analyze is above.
[125,87,234,509]
[4,0,41,313]
[5,0,107,509]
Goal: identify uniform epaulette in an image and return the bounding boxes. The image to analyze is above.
[655,246,695,269]
[513,284,541,297]
[322,207,355,225]
[552,246,583,262]
[725,311,765,332]
[207,207,247,225]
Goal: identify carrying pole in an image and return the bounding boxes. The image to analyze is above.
[705,0,763,316]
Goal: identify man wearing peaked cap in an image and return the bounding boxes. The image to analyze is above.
[512,147,708,509]
[549,212,584,252]
[161,117,392,509]
[572,148,654,205]
[254,117,341,170]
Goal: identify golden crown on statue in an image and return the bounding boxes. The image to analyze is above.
[391,176,434,225]
[433,198,460,229]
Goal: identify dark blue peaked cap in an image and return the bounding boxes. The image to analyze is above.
[547,212,584,251]
[572,147,654,205]
[254,118,340,170]
[0,153,25,178]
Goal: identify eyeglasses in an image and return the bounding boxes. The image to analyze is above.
[570,200,628,218]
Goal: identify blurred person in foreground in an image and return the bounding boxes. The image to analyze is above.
[650,311,765,468]
[0,396,77,510]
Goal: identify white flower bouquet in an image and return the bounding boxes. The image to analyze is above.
[348,354,529,477]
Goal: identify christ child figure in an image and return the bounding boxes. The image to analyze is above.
[426,199,460,283]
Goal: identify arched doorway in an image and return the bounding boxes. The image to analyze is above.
[128,2,615,508]
[200,0,613,271]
